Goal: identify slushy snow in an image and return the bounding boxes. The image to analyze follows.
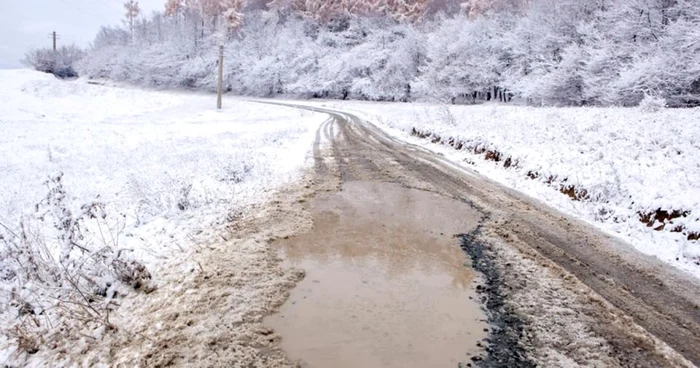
[0,70,325,365]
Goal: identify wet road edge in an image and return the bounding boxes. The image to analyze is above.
[457,228,536,368]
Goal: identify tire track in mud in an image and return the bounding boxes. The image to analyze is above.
[258,101,700,367]
[312,118,331,176]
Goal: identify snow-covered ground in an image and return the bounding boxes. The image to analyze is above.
[3,68,699,363]
[0,70,324,261]
[0,70,325,363]
[301,100,700,278]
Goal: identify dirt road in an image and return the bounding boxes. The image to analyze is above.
[263,102,700,367]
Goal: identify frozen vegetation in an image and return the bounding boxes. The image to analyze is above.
[78,0,700,107]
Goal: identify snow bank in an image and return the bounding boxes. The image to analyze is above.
[314,100,700,277]
[0,70,325,362]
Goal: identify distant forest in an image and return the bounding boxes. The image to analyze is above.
[76,0,700,107]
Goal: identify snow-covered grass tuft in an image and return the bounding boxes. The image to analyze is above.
[0,70,325,361]
[0,171,152,356]
[639,95,668,113]
[312,100,700,277]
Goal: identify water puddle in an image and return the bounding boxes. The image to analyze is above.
[265,181,488,368]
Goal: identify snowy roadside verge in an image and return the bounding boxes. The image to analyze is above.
[293,99,700,278]
[0,70,325,365]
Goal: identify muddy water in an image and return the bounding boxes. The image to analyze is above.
[265,181,488,368]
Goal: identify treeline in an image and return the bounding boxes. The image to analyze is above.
[80,0,700,107]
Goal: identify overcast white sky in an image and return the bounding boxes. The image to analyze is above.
[0,0,163,69]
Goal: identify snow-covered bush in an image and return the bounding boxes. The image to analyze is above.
[639,94,667,113]
[23,45,85,79]
[0,173,151,356]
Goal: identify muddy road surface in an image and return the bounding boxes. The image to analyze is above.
[266,181,487,368]
[262,103,700,367]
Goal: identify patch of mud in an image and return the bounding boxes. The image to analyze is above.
[265,181,488,368]
[468,218,695,368]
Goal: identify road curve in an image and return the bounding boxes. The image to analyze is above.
[260,101,700,367]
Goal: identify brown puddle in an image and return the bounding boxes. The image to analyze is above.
[264,181,488,368]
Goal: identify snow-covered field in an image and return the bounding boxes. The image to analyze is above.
[0,70,324,259]
[306,100,700,277]
[0,70,325,363]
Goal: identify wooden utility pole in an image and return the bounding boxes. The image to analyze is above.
[217,45,224,109]
[52,31,57,51]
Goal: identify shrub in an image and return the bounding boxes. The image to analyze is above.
[0,173,152,358]
[638,94,667,113]
[22,45,85,79]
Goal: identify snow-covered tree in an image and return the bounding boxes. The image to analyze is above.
[165,0,185,18]
[124,0,141,41]
[385,0,429,22]
[77,0,700,106]
[222,0,247,31]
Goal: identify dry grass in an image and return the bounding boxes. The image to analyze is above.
[0,172,153,362]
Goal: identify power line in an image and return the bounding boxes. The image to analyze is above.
[91,0,125,14]
[56,0,119,24]
[48,0,121,48]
